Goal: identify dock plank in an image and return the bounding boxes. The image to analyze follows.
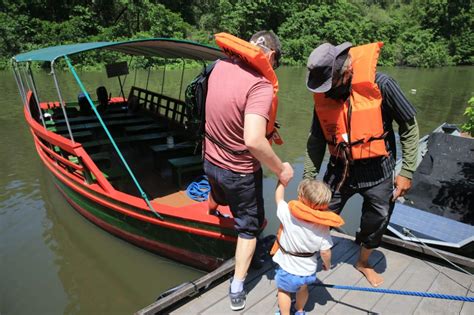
[371,258,440,314]
[157,231,473,315]
[328,247,414,315]
[460,281,474,315]
[414,265,472,315]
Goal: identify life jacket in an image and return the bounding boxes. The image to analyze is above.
[270,200,344,257]
[313,42,388,160]
[214,32,282,145]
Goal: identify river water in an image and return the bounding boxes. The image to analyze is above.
[0,66,472,314]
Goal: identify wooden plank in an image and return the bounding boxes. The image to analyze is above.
[308,245,385,314]
[371,258,440,314]
[414,265,473,314]
[382,234,474,269]
[135,258,236,315]
[329,247,415,314]
[460,281,474,315]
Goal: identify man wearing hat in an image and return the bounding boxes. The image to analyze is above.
[303,41,419,286]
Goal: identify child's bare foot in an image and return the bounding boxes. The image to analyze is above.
[355,262,384,287]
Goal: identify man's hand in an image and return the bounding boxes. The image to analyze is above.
[278,162,294,186]
[392,175,412,201]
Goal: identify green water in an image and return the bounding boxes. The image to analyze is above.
[0,66,472,314]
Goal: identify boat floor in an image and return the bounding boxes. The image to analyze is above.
[162,231,473,315]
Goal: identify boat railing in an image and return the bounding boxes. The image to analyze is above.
[129,86,188,127]
[24,91,115,193]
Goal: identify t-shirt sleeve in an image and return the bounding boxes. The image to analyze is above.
[276,200,290,223]
[244,79,273,120]
[319,227,333,250]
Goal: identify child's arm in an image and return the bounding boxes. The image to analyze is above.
[275,181,285,204]
[320,249,332,271]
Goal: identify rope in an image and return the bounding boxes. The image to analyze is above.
[313,283,474,302]
[401,227,473,276]
[64,56,164,221]
[186,176,210,202]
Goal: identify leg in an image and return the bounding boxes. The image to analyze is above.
[355,246,384,287]
[277,289,292,315]
[234,236,257,281]
[355,176,395,287]
[294,285,308,313]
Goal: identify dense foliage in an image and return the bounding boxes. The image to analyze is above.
[461,97,474,137]
[1,0,472,69]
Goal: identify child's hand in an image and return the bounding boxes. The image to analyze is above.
[322,261,331,271]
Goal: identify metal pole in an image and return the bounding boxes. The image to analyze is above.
[11,59,26,106]
[178,58,185,100]
[26,63,47,129]
[145,67,151,90]
[51,60,75,143]
[160,59,166,94]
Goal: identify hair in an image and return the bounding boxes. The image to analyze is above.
[249,30,282,67]
[297,179,332,209]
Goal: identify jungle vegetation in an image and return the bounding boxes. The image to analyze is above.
[1,0,472,69]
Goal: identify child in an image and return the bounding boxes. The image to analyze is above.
[272,179,344,315]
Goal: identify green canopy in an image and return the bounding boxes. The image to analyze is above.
[13,38,226,63]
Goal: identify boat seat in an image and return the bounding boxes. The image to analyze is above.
[124,123,168,134]
[168,155,202,188]
[63,130,94,141]
[150,141,196,169]
[55,117,154,134]
[54,112,140,126]
[89,151,113,168]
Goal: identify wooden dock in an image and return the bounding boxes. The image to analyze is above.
[137,232,473,314]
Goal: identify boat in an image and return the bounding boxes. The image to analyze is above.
[11,39,241,271]
[385,123,474,265]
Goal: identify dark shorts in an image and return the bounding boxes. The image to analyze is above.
[329,175,395,249]
[203,159,264,239]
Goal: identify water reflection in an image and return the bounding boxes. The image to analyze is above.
[38,169,203,314]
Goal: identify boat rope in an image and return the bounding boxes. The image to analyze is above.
[186,176,210,202]
[313,283,474,302]
[64,56,164,221]
[402,227,473,276]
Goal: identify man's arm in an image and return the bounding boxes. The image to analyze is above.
[303,110,327,179]
[376,73,419,199]
[244,114,293,185]
[320,249,332,270]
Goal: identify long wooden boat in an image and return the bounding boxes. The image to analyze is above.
[386,123,474,264]
[12,39,241,271]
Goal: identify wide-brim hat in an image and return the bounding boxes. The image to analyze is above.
[306,42,352,93]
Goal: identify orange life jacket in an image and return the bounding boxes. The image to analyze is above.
[214,32,282,145]
[313,42,388,160]
[270,200,344,256]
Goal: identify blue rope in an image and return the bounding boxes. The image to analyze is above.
[314,283,474,302]
[186,176,210,202]
[64,56,164,220]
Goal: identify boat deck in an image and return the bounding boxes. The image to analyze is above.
[138,231,473,314]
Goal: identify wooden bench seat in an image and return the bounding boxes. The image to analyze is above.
[82,130,186,150]
[168,155,202,188]
[150,141,196,169]
[55,117,154,134]
[63,130,94,141]
[54,112,140,126]
[124,122,168,134]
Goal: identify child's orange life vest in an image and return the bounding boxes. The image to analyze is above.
[214,32,282,145]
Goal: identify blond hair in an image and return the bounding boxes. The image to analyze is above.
[297,179,332,209]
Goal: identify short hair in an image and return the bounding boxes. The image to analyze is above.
[250,30,282,67]
[297,179,332,209]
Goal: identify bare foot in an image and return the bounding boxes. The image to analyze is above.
[355,263,384,287]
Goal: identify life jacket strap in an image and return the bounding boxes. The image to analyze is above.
[276,237,316,258]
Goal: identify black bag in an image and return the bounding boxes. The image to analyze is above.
[184,61,218,139]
